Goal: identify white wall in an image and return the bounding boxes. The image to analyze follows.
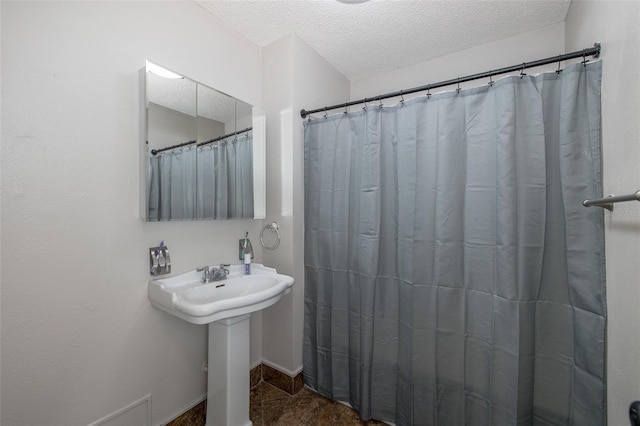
[197,116,225,142]
[352,22,566,101]
[260,34,296,373]
[148,103,198,150]
[260,34,349,374]
[0,2,263,425]
[565,2,640,425]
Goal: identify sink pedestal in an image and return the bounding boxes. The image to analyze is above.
[206,314,252,426]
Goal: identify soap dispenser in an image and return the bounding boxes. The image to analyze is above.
[240,232,252,274]
[244,246,252,275]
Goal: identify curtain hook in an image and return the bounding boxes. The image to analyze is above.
[426,85,431,99]
[399,90,405,104]
[456,78,461,94]
[488,72,494,87]
[556,54,562,75]
[378,96,383,108]
[344,103,348,114]
[520,63,527,79]
[323,107,328,119]
[582,49,588,67]
[362,98,368,111]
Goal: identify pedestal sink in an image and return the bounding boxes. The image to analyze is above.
[148,263,294,426]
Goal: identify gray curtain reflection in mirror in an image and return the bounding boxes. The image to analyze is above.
[147,134,253,220]
[197,133,254,219]
[147,147,197,221]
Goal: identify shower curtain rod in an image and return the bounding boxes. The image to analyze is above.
[300,42,601,119]
[150,127,252,156]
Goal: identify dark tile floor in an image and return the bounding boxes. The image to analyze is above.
[167,382,387,426]
[251,382,387,426]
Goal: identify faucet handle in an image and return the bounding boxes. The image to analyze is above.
[219,264,230,275]
[197,266,210,283]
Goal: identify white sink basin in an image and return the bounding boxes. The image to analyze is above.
[148,263,294,324]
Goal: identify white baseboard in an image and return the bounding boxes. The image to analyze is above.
[156,392,206,426]
[261,359,303,377]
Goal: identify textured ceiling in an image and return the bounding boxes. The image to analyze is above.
[196,0,571,81]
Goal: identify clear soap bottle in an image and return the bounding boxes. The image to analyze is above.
[244,247,251,274]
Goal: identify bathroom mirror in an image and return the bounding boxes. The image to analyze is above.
[143,60,265,221]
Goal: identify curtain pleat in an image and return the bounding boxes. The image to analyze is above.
[303,62,605,426]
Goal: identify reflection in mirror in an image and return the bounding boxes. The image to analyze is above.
[146,67,197,220]
[196,85,253,219]
[143,61,264,221]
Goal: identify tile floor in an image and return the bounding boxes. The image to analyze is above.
[167,382,387,426]
[250,382,387,425]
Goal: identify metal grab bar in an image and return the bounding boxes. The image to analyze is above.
[582,190,640,211]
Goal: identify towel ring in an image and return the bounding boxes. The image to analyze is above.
[260,222,281,251]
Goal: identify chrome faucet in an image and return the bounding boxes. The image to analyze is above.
[210,264,230,281]
[197,264,230,283]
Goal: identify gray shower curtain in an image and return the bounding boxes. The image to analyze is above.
[147,133,253,220]
[303,62,605,426]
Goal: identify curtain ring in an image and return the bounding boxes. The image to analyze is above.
[582,49,588,67]
[520,63,527,79]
